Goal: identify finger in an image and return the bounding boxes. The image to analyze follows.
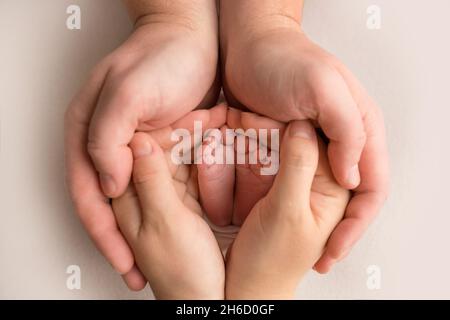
[268,120,319,213]
[122,265,147,291]
[227,108,286,151]
[313,190,386,273]
[111,184,141,240]
[87,77,152,198]
[173,103,228,132]
[65,61,135,275]
[130,132,181,221]
[314,105,389,273]
[314,62,389,273]
[240,111,287,149]
[314,68,366,189]
[331,58,390,198]
[142,103,228,150]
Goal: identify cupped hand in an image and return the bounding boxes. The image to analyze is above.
[222,23,389,272]
[225,120,350,299]
[112,106,227,299]
[65,17,219,289]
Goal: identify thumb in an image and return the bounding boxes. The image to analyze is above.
[130,132,181,221]
[269,120,319,212]
[88,84,151,198]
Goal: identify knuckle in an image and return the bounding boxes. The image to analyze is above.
[132,163,160,185]
[86,139,106,160]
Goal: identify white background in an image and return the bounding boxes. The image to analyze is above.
[1,0,450,299]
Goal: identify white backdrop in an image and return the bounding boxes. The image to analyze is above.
[1,0,449,299]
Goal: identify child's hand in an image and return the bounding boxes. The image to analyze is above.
[225,120,350,299]
[220,8,389,272]
[112,106,227,299]
[65,2,219,289]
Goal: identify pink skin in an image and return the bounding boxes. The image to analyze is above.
[113,105,227,299]
[197,126,236,226]
[220,4,390,272]
[64,6,220,290]
[67,0,388,290]
[228,109,286,225]
[197,107,287,227]
[225,120,350,299]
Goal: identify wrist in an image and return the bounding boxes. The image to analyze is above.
[124,0,218,43]
[220,0,304,56]
[120,1,218,70]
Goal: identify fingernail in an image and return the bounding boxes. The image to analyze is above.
[100,174,116,196]
[289,121,314,139]
[347,165,360,187]
[133,141,152,158]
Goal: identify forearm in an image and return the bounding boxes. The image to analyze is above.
[220,0,304,50]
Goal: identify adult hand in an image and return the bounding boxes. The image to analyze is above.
[221,8,389,272]
[226,120,350,299]
[65,5,219,289]
[112,106,227,299]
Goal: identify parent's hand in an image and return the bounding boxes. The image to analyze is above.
[226,120,350,299]
[112,106,227,299]
[221,10,389,272]
[64,6,219,289]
